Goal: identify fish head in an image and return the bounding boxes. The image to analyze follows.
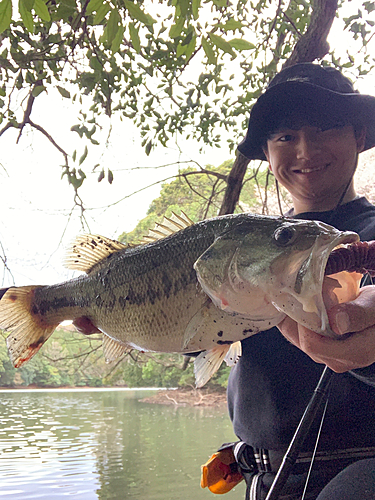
[194,216,360,336]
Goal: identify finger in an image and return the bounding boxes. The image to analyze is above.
[296,324,375,372]
[277,316,301,348]
[328,285,375,335]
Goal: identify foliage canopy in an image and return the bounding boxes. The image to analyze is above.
[1,0,375,203]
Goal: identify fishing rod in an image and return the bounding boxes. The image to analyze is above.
[264,365,334,500]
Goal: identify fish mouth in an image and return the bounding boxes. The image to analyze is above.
[295,230,359,292]
[322,232,360,276]
[291,229,360,336]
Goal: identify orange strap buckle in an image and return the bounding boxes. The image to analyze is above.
[201,446,243,494]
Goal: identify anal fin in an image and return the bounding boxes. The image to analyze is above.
[102,334,130,363]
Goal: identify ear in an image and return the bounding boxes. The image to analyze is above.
[263,147,272,171]
[356,127,366,153]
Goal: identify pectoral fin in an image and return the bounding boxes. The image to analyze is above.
[183,299,277,353]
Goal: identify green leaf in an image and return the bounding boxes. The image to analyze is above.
[176,42,185,57]
[32,85,46,97]
[124,0,155,27]
[57,85,71,98]
[229,38,255,51]
[212,0,226,7]
[176,0,189,18]
[106,8,120,45]
[86,0,102,14]
[89,57,102,71]
[111,24,124,53]
[145,140,152,155]
[54,0,77,22]
[192,0,200,20]
[209,33,235,56]
[0,0,12,34]
[79,146,88,165]
[129,22,140,52]
[98,169,105,182]
[34,0,50,21]
[220,19,243,32]
[364,1,375,13]
[202,37,216,64]
[169,16,184,38]
[184,33,196,61]
[19,0,34,33]
[93,1,110,25]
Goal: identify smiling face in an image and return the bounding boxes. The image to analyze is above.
[264,124,366,214]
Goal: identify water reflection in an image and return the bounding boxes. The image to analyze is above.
[0,390,245,499]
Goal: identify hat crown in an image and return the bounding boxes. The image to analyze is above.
[268,63,356,95]
[237,63,375,160]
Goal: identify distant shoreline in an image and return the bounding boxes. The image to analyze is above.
[0,386,166,392]
[0,386,228,407]
[141,387,227,407]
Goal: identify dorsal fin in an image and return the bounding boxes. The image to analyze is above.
[142,211,194,243]
[65,234,130,273]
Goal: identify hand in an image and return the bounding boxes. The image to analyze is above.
[278,285,375,372]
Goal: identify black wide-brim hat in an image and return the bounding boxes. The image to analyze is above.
[237,63,375,161]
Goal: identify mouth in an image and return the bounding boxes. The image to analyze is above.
[293,164,329,174]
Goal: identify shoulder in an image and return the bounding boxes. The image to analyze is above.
[335,197,375,240]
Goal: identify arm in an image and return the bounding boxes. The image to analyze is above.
[278,285,375,383]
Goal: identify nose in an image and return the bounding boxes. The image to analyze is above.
[295,130,321,160]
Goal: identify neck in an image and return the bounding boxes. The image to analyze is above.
[292,183,358,215]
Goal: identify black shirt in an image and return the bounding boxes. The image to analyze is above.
[227,197,375,452]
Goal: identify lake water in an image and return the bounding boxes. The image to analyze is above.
[0,389,245,499]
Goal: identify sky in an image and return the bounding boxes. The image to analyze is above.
[0,91,230,287]
[1,2,375,288]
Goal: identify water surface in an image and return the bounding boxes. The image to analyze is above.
[0,389,245,499]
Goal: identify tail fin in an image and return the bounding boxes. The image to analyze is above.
[0,286,58,368]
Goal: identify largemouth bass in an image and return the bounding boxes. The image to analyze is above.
[0,212,359,387]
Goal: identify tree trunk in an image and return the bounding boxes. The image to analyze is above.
[219,0,339,216]
[219,152,250,215]
[283,0,339,68]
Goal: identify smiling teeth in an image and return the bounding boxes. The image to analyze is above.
[298,166,326,173]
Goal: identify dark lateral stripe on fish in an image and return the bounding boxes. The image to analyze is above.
[33,294,92,316]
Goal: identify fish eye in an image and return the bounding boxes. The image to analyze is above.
[273,225,296,246]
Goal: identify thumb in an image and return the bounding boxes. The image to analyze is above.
[328,285,375,335]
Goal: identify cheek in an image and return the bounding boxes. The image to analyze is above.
[268,152,292,179]
[330,140,357,165]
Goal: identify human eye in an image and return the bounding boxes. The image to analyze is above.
[277,134,293,142]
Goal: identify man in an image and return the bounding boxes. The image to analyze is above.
[228,64,375,499]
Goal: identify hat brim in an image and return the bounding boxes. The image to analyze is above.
[238,81,375,161]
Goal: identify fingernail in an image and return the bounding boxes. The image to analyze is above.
[335,311,350,335]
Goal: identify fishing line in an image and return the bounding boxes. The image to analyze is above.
[275,179,284,217]
[300,390,331,500]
